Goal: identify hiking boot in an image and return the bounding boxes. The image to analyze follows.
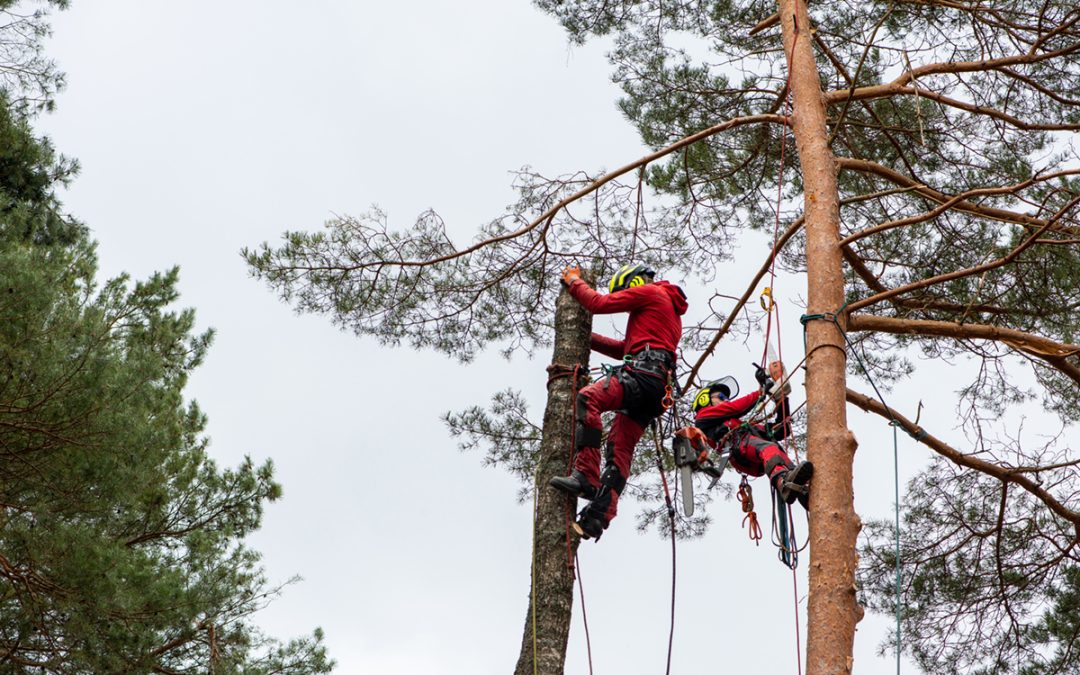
[778,460,814,506]
[549,471,598,500]
[572,512,607,541]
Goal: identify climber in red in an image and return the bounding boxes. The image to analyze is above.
[549,263,688,541]
[692,362,813,508]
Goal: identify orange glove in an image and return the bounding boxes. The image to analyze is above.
[561,266,582,286]
[676,426,713,451]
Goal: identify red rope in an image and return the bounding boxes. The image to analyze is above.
[556,364,583,576]
[792,539,804,675]
[553,364,595,675]
[575,552,594,675]
[651,427,677,675]
[738,479,764,544]
[784,18,804,675]
[761,11,801,366]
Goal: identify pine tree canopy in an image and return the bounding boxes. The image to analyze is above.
[0,10,333,668]
[245,1,1079,671]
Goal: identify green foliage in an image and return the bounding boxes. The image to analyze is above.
[246,2,1079,664]
[1018,566,1080,674]
[0,229,332,673]
[538,0,1080,665]
[444,388,542,502]
[533,1,1080,401]
[0,0,69,111]
[244,171,730,363]
[861,458,1078,674]
[0,92,81,245]
[0,40,332,669]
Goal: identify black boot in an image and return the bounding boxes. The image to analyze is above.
[572,511,607,541]
[549,471,597,500]
[777,460,814,506]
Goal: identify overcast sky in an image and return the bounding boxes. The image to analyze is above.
[30,2,958,672]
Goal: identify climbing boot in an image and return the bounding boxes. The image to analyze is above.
[778,460,814,506]
[572,512,607,541]
[549,471,598,500]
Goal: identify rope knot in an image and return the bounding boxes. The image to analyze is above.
[546,363,584,389]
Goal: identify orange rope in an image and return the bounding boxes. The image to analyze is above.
[564,365,582,575]
[737,478,763,544]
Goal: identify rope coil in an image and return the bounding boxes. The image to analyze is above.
[737,477,763,543]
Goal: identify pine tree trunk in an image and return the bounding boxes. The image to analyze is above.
[513,283,592,675]
[776,1,864,673]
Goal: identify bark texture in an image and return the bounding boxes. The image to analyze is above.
[776,1,864,672]
[513,284,592,675]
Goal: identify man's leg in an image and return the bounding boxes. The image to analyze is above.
[549,376,625,500]
[752,437,793,484]
[750,436,813,507]
[575,412,646,538]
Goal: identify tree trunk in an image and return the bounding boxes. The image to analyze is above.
[776,1,864,673]
[513,283,593,675]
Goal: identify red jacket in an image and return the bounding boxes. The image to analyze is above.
[693,391,763,445]
[566,280,688,358]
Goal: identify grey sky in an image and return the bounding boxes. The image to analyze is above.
[29,2,979,672]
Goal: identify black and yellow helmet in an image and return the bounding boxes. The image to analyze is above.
[691,377,740,413]
[608,263,656,293]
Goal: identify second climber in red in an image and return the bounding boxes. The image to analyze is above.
[691,362,813,508]
[549,263,688,541]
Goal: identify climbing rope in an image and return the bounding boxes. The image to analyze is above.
[892,422,901,675]
[547,363,584,576]
[541,362,594,675]
[575,552,595,675]
[737,476,763,543]
[753,21,808,674]
[533,466,544,673]
[651,421,678,675]
[772,490,805,568]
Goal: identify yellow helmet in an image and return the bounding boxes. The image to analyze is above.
[691,377,739,413]
[608,263,656,293]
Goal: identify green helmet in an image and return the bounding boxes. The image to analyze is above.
[692,377,740,413]
[608,263,656,293]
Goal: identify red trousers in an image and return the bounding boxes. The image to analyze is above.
[573,376,648,524]
[728,432,793,484]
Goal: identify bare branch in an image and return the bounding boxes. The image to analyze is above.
[846,387,1080,532]
[848,313,1080,385]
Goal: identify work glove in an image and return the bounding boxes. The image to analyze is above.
[675,426,715,462]
[561,266,582,287]
[753,363,774,396]
[676,426,712,450]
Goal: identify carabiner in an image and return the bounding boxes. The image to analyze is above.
[661,384,674,410]
[759,286,775,312]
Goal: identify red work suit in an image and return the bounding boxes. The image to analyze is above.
[565,278,688,527]
[693,390,794,484]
